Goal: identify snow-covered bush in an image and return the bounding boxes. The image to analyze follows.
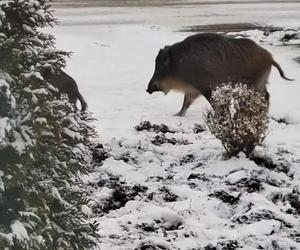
[206,83,268,157]
[0,0,99,249]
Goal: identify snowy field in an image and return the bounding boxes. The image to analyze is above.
[51,1,300,249]
[51,0,300,140]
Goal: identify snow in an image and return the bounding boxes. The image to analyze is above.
[22,71,43,80]
[81,204,93,216]
[135,204,184,231]
[14,0,300,249]
[11,220,29,241]
[0,117,10,141]
[63,127,83,140]
[86,124,300,248]
[25,87,48,95]
[34,117,47,124]
[0,170,4,192]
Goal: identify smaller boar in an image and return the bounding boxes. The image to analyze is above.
[42,69,87,111]
[147,33,293,116]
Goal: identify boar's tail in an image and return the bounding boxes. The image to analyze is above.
[272,60,294,81]
[78,92,88,111]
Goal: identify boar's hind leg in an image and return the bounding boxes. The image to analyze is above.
[174,90,201,116]
[258,71,271,109]
[263,87,270,109]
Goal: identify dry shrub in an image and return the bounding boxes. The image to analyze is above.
[206,83,268,157]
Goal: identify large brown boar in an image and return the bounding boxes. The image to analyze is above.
[146,33,293,116]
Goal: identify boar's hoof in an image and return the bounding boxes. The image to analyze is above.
[174,111,186,117]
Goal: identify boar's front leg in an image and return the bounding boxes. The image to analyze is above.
[174,90,201,116]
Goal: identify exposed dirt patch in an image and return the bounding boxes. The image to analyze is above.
[230,177,263,193]
[93,178,148,216]
[285,193,300,214]
[204,240,240,250]
[135,121,175,134]
[159,186,179,202]
[151,134,190,146]
[251,155,291,174]
[135,242,170,250]
[193,124,206,134]
[188,173,211,182]
[209,190,241,205]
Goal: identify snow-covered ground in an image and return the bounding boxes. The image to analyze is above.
[51,1,300,249]
[51,1,300,140]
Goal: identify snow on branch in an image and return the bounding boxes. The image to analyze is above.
[206,83,269,157]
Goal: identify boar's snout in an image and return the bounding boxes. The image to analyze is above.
[146,79,159,94]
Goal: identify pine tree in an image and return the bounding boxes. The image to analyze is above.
[0,0,99,249]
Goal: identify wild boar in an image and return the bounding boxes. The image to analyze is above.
[146,33,293,116]
[42,69,87,111]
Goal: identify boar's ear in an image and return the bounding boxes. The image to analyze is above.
[161,46,170,66]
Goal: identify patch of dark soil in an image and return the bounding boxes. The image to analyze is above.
[230,177,263,193]
[193,124,206,134]
[135,242,170,250]
[146,192,154,201]
[179,22,282,34]
[262,26,290,36]
[188,173,211,182]
[138,217,182,232]
[180,154,195,165]
[281,32,299,42]
[131,184,149,195]
[231,209,292,227]
[159,219,182,230]
[146,185,178,202]
[147,176,165,182]
[285,193,300,214]
[139,223,156,232]
[113,152,139,164]
[250,155,291,174]
[92,143,110,163]
[289,231,300,243]
[271,189,300,215]
[151,134,190,146]
[269,241,286,250]
[93,182,148,216]
[271,192,284,204]
[159,186,179,202]
[151,135,177,145]
[91,172,120,188]
[275,163,291,176]
[93,186,127,215]
[203,240,239,250]
[209,190,241,205]
[135,121,175,134]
